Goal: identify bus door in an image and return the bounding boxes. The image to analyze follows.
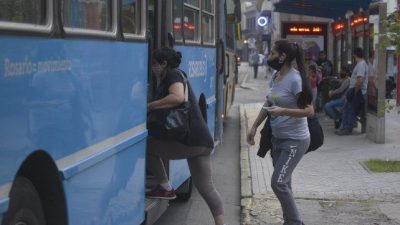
[144,1,192,224]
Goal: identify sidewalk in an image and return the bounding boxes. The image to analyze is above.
[239,65,400,225]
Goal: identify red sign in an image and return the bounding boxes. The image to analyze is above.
[350,15,368,28]
[331,20,345,34]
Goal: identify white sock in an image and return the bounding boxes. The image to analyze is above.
[160,182,172,191]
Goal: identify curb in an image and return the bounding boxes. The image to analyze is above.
[239,104,253,225]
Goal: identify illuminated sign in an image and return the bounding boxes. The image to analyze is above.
[286,24,324,34]
[257,16,269,26]
[350,15,368,27]
[257,10,272,28]
[331,20,345,34]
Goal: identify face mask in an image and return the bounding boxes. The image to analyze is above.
[267,57,284,71]
[152,64,163,77]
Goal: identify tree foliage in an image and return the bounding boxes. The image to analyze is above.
[377,10,400,54]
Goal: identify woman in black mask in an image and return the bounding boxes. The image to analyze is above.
[247,40,313,225]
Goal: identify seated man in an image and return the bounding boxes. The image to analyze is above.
[324,67,350,129]
[335,48,368,136]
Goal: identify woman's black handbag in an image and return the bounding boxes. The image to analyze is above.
[257,116,272,158]
[148,72,190,140]
[307,116,324,153]
[147,101,190,140]
[257,115,323,158]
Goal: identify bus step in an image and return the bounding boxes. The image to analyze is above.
[144,198,169,225]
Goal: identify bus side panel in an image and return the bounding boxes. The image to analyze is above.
[0,38,147,184]
[63,139,146,225]
[0,38,148,224]
[169,159,191,189]
[175,46,216,136]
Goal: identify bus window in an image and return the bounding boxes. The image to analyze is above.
[183,1,200,43]
[184,0,198,6]
[122,0,142,35]
[172,0,183,41]
[62,0,112,31]
[202,0,213,13]
[201,0,214,45]
[0,0,46,25]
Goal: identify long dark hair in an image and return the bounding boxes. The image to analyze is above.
[274,40,313,108]
[152,47,182,69]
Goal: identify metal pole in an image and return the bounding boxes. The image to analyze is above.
[397,0,400,106]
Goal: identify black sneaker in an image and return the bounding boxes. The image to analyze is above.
[334,119,341,129]
[335,129,352,136]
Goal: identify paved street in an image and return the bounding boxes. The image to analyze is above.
[239,65,400,225]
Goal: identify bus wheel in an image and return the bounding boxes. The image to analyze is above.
[175,177,193,201]
[2,177,46,225]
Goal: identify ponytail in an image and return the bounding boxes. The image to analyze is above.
[294,43,313,108]
[273,40,313,108]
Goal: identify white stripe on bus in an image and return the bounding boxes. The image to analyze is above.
[56,123,146,170]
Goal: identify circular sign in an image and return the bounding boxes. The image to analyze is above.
[257,16,268,26]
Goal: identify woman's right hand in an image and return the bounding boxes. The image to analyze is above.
[247,126,257,145]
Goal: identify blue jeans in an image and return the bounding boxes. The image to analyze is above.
[324,98,344,120]
[341,91,365,130]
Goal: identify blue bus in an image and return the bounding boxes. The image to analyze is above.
[0,0,241,224]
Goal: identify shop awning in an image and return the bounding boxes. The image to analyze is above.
[274,0,374,19]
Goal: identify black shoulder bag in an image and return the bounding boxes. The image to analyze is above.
[306,115,324,153]
[147,71,191,140]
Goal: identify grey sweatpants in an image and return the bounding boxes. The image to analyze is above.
[271,137,310,225]
[147,137,224,217]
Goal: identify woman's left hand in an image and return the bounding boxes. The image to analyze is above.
[269,106,286,116]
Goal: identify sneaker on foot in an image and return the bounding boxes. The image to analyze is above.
[334,119,341,129]
[146,185,176,200]
[334,129,352,136]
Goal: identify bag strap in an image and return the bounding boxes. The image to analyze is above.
[176,69,189,102]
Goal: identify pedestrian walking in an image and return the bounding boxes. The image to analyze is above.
[250,52,260,79]
[247,40,313,225]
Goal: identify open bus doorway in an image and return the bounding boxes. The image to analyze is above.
[144,1,193,224]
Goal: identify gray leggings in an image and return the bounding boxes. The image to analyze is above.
[271,137,310,225]
[147,137,224,217]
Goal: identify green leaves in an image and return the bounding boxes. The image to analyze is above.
[376,11,400,54]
